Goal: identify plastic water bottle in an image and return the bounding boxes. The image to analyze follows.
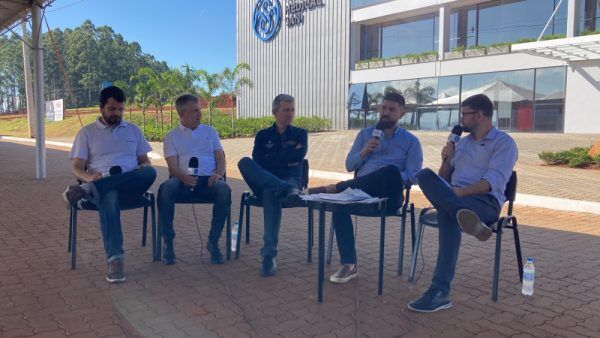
[522,257,535,296]
[231,221,239,252]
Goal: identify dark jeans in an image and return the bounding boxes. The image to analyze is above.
[416,168,501,294]
[88,166,157,261]
[334,165,404,265]
[238,157,300,258]
[157,177,231,245]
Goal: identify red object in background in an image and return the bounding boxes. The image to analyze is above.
[199,94,235,109]
[516,104,533,131]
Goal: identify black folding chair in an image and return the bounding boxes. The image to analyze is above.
[156,164,232,261]
[236,159,310,259]
[408,171,523,301]
[67,190,157,270]
[325,180,416,275]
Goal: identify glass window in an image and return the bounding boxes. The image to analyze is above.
[380,14,439,58]
[449,5,477,49]
[462,69,535,131]
[534,67,566,132]
[348,110,365,130]
[351,0,391,10]
[360,25,381,60]
[580,0,600,33]
[435,76,461,130]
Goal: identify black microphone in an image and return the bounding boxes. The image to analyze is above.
[102,165,122,178]
[444,125,463,160]
[187,157,199,191]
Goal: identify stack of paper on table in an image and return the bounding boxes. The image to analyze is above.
[301,188,381,204]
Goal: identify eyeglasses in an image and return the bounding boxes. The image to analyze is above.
[461,110,478,117]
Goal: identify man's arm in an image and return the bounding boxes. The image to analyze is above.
[453,179,491,198]
[137,154,152,167]
[71,158,101,182]
[438,142,455,182]
[400,137,423,186]
[345,130,367,172]
[208,150,226,187]
[251,130,272,169]
[274,129,308,166]
[165,156,197,187]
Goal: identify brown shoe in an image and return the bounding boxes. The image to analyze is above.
[106,258,126,283]
[308,186,327,194]
[456,209,492,241]
[62,185,87,208]
[329,264,358,283]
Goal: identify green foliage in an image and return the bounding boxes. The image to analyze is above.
[514,38,536,44]
[451,46,466,52]
[538,147,596,168]
[489,42,511,48]
[467,45,486,50]
[581,30,600,36]
[540,34,566,41]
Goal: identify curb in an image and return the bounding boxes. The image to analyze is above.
[3,135,599,216]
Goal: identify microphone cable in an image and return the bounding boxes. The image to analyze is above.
[191,203,263,338]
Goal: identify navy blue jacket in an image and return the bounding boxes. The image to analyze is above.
[252,123,308,180]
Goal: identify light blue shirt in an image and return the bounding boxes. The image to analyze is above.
[163,124,223,176]
[451,127,518,206]
[345,125,423,187]
[70,118,152,173]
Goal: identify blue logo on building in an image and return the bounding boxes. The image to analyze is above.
[253,0,282,42]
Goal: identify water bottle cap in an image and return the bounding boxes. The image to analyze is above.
[527,256,534,262]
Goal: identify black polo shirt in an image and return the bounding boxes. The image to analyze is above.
[252,123,308,180]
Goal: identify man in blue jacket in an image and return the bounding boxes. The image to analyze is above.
[238,94,307,277]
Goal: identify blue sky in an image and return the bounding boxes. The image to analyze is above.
[43,0,236,73]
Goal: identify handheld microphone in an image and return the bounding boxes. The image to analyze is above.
[371,128,384,140]
[444,125,463,160]
[102,165,122,178]
[187,157,199,191]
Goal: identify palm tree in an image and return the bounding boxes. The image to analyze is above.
[221,63,253,128]
[196,69,223,126]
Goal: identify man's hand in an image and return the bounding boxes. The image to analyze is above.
[86,171,103,182]
[208,173,222,187]
[360,139,380,159]
[441,142,456,162]
[179,174,198,188]
[452,187,464,197]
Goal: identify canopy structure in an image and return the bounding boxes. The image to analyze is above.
[432,81,537,106]
[0,0,53,35]
[511,35,600,62]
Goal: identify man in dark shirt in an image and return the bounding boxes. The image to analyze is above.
[238,94,308,277]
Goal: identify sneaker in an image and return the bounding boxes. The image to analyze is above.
[162,240,175,265]
[408,288,452,313]
[329,264,358,283]
[62,185,87,209]
[456,209,493,241]
[307,186,327,194]
[207,242,225,265]
[282,189,305,207]
[106,259,126,283]
[260,256,277,277]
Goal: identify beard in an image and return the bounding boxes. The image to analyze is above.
[375,118,397,130]
[461,124,473,133]
[102,113,122,126]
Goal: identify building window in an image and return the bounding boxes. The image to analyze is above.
[351,68,565,132]
[580,0,600,33]
[450,0,567,49]
[351,0,391,10]
[360,14,439,60]
[534,67,566,132]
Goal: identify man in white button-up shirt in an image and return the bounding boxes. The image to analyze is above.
[63,86,157,283]
[157,94,230,265]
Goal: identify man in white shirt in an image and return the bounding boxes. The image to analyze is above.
[63,86,157,283]
[157,94,230,265]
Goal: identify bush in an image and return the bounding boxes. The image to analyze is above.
[129,111,331,142]
[538,147,594,168]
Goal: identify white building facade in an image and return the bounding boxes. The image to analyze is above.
[237,0,600,133]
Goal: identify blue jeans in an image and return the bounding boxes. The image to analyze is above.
[333,165,404,264]
[416,168,501,294]
[238,157,300,258]
[157,177,231,245]
[88,166,157,261]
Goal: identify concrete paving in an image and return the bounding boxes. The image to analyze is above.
[1,139,600,337]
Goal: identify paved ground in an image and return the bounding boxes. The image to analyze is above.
[2,139,600,337]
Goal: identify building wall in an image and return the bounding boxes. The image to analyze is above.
[565,61,600,133]
[236,0,351,129]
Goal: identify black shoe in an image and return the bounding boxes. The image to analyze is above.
[62,185,87,209]
[260,256,277,277]
[162,240,175,265]
[106,258,126,283]
[207,242,225,265]
[408,288,452,313]
[283,189,305,207]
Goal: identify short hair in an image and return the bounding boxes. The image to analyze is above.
[272,94,294,112]
[99,86,126,107]
[461,94,494,118]
[382,91,406,107]
[175,94,200,114]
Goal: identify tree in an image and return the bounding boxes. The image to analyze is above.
[132,67,155,132]
[195,69,222,126]
[113,79,135,121]
[221,63,253,127]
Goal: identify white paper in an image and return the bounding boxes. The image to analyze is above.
[301,188,382,204]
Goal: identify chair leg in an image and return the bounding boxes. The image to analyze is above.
[151,197,158,262]
[326,218,334,265]
[226,206,231,260]
[71,208,78,270]
[142,205,148,247]
[245,203,251,244]
[512,218,524,281]
[397,211,407,275]
[408,221,425,282]
[409,203,416,248]
[307,206,313,263]
[492,225,503,302]
[236,194,246,259]
[68,207,73,253]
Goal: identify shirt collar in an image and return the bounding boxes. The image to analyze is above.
[270,122,292,135]
[95,117,126,130]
